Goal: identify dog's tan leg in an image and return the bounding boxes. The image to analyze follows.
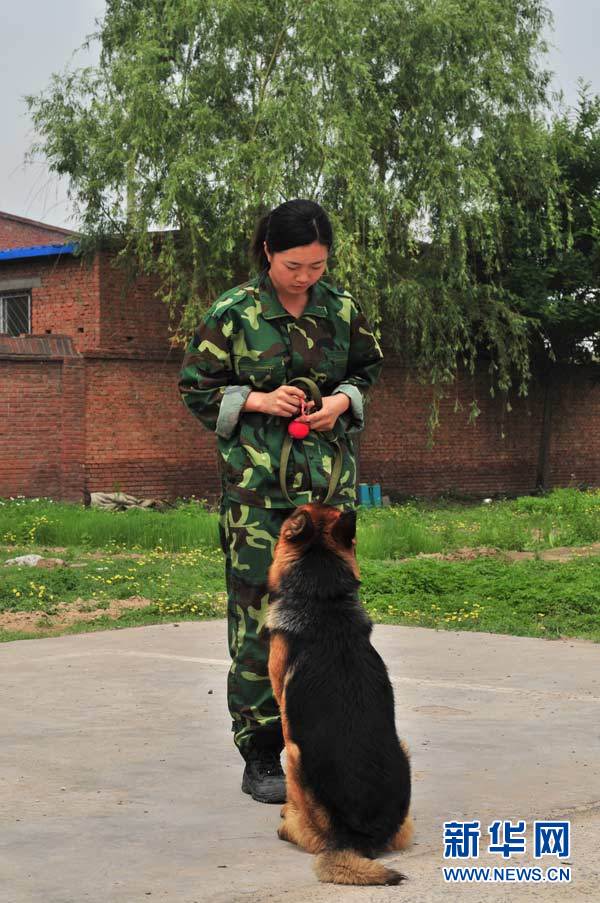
[278,801,298,843]
[279,800,304,821]
[278,802,327,853]
[278,803,301,845]
[278,742,328,853]
[386,812,414,851]
[268,633,288,704]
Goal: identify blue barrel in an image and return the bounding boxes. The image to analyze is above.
[370,483,382,507]
[358,483,371,507]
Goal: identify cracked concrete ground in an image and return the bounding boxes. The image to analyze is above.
[1,621,599,902]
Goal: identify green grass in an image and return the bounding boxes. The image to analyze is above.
[0,497,219,551]
[3,487,600,557]
[361,556,600,641]
[1,489,600,643]
[2,547,598,642]
[356,487,600,558]
[0,547,225,616]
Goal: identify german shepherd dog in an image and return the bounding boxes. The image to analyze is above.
[266,504,413,885]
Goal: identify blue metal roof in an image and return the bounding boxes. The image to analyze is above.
[0,242,79,261]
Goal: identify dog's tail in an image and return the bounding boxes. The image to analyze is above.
[314,850,406,886]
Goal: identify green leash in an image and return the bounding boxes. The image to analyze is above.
[279,377,344,508]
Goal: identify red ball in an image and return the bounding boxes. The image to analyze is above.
[288,420,310,440]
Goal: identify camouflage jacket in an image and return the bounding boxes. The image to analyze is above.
[178,273,383,508]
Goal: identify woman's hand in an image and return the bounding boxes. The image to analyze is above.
[297,394,350,431]
[246,386,307,417]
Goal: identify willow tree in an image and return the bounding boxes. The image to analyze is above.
[488,87,600,486]
[27,0,564,428]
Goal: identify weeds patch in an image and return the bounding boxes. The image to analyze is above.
[1,489,600,642]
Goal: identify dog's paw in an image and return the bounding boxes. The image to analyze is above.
[385,868,407,886]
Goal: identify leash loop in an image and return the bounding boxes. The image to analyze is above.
[279,377,344,508]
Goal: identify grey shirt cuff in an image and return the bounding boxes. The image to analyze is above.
[216,385,253,439]
[332,383,364,433]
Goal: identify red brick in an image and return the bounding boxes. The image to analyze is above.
[0,211,76,251]
[1,228,600,502]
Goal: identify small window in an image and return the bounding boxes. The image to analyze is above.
[0,292,31,336]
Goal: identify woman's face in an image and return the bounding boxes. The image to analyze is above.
[264,241,329,295]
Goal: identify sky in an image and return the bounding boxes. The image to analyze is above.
[1,0,599,232]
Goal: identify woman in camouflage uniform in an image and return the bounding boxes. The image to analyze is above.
[178,200,383,803]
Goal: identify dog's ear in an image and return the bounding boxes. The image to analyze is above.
[331,509,357,548]
[284,510,315,543]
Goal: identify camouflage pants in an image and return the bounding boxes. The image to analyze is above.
[218,497,352,759]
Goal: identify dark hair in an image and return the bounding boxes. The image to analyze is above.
[251,199,333,271]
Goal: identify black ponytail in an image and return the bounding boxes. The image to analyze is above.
[250,199,333,272]
[251,212,272,271]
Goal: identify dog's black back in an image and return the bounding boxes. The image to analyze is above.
[277,539,411,855]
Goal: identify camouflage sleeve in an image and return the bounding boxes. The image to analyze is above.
[331,300,384,433]
[178,310,251,439]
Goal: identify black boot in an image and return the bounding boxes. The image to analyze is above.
[241,748,286,804]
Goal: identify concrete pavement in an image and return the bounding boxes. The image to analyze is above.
[1,621,599,902]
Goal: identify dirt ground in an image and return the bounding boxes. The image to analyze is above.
[408,540,600,563]
[3,540,600,636]
[0,596,153,635]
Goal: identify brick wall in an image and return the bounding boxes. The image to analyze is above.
[0,212,75,251]
[60,358,86,501]
[2,243,600,502]
[0,358,64,499]
[98,251,172,353]
[83,354,220,499]
[0,341,218,503]
[2,348,600,503]
[545,367,600,487]
[0,249,172,355]
[360,356,548,497]
[0,255,101,351]
[0,336,85,501]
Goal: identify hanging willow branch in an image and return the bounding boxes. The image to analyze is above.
[26,0,576,433]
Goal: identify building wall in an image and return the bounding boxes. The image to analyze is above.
[2,346,599,503]
[547,368,600,486]
[2,246,600,503]
[0,255,101,351]
[0,336,86,501]
[83,354,220,499]
[0,249,171,354]
[0,213,75,251]
[360,356,549,497]
[98,251,172,353]
[0,359,65,499]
